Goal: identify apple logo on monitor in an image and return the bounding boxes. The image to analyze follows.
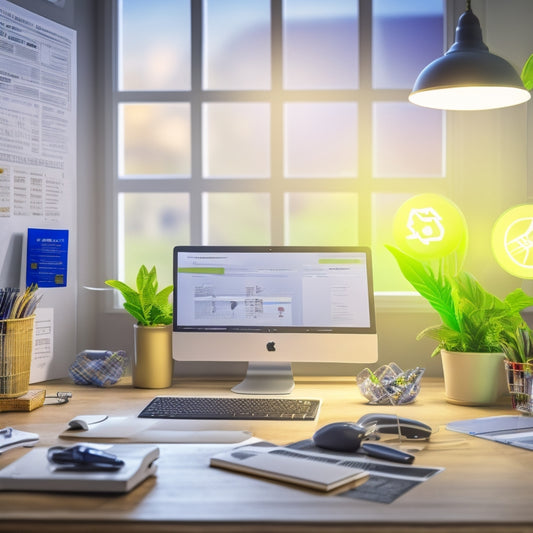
[266,341,276,352]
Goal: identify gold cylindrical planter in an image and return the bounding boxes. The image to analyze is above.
[133,324,173,388]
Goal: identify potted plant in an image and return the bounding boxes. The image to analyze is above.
[105,265,174,389]
[386,244,533,405]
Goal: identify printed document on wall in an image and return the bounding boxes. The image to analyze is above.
[0,1,76,226]
[0,0,77,380]
[29,307,53,384]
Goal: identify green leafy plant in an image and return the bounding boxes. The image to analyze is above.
[521,53,533,91]
[105,265,173,326]
[500,326,533,364]
[386,245,533,359]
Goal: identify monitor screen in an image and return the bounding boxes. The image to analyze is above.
[173,246,378,394]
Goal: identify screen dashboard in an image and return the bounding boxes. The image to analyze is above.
[174,246,375,334]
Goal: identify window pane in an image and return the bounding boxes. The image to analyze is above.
[373,102,444,177]
[285,193,358,245]
[119,0,190,91]
[119,103,190,176]
[119,193,190,288]
[372,193,414,292]
[283,0,358,89]
[203,0,270,90]
[202,193,270,244]
[372,0,444,89]
[285,103,358,178]
[203,103,270,178]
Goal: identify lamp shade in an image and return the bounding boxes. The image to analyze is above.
[409,8,531,110]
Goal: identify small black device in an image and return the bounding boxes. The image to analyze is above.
[47,445,125,471]
[312,421,415,464]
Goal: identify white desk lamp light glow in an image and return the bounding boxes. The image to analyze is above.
[409,0,530,111]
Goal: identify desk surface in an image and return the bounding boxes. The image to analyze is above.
[0,376,532,533]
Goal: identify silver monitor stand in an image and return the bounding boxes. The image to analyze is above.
[231,362,295,395]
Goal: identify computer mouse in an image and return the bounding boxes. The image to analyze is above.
[313,422,417,464]
[312,422,366,452]
[67,415,108,431]
[356,413,432,440]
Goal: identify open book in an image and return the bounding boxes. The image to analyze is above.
[0,444,159,493]
[211,442,369,492]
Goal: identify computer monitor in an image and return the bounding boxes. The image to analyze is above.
[172,246,378,394]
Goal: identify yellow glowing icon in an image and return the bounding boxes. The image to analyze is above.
[492,205,533,278]
[393,194,467,259]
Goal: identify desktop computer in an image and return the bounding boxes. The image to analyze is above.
[139,246,378,421]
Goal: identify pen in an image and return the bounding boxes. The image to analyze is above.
[48,445,125,470]
[0,427,13,438]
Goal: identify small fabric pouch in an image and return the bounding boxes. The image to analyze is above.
[68,350,128,387]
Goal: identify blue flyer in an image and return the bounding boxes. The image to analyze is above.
[26,228,69,288]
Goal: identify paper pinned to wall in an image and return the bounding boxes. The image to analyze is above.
[26,228,69,288]
[30,306,54,384]
[0,0,77,379]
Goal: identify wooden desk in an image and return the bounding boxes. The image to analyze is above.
[0,376,531,533]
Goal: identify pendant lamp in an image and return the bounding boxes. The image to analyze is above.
[409,0,531,111]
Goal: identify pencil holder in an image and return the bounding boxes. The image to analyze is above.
[0,315,35,398]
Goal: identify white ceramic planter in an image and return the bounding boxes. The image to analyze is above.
[440,350,506,406]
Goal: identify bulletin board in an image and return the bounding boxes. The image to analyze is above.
[0,0,77,381]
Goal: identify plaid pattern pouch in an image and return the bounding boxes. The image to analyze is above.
[68,350,128,387]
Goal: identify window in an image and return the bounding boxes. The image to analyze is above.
[111,0,446,293]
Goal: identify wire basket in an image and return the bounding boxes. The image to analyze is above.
[504,359,533,415]
[0,315,35,398]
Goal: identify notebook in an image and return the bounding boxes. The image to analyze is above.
[211,442,369,492]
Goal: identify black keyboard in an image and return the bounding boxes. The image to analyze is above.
[138,396,321,421]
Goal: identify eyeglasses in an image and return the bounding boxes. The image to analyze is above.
[44,392,72,405]
[47,444,124,471]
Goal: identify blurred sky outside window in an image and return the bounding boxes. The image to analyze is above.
[203,0,271,90]
[119,0,191,90]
